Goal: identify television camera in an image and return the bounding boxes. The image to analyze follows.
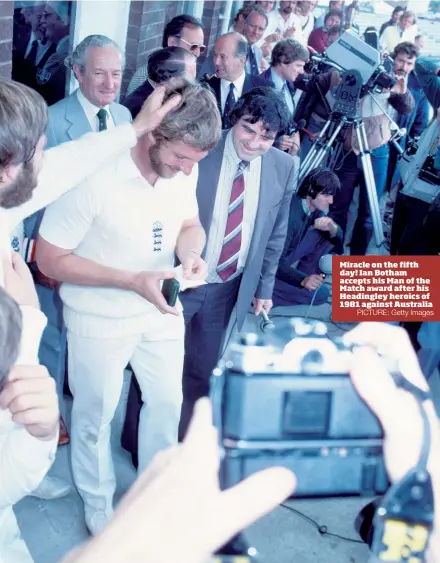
[298,30,405,249]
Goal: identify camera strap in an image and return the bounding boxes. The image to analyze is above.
[370,375,434,562]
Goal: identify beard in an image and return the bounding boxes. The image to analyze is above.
[0,159,38,209]
[148,143,178,179]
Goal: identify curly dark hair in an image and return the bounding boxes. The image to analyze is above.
[229,86,290,135]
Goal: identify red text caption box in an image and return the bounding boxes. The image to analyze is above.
[332,256,440,322]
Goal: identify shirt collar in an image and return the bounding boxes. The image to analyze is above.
[222,71,246,92]
[302,198,312,216]
[225,130,241,167]
[270,67,285,90]
[56,35,69,53]
[76,89,111,125]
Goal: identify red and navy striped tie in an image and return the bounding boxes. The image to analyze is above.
[217,161,248,281]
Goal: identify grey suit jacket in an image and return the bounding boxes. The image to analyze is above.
[25,90,132,238]
[197,132,297,329]
[46,88,132,149]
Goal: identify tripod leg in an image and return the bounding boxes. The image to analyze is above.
[355,122,385,250]
[299,121,345,184]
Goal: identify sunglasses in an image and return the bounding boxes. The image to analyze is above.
[176,37,206,55]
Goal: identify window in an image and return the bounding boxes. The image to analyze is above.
[12,1,74,106]
[181,0,205,20]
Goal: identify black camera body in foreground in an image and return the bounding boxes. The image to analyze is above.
[210,318,389,498]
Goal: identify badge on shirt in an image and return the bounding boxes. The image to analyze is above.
[37,68,51,85]
[152,221,163,252]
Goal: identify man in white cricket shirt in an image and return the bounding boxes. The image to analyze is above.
[36,80,221,536]
[0,78,180,562]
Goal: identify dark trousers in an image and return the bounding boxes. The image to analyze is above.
[178,276,241,440]
[331,144,389,255]
[390,191,430,255]
[272,228,332,306]
[121,277,241,461]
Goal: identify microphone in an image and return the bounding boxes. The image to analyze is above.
[318,253,333,276]
[260,309,275,332]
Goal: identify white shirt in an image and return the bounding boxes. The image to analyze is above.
[297,12,315,42]
[205,131,261,283]
[220,72,246,115]
[0,122,137,562]
[24,32,53,64]
[39,151,199,339]
[380,24,418,53]
[76,89,115,132]
[265,10,304,45]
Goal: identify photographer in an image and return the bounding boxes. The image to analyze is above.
[330,71,414,255]
[259,39,309,155]
[273,168,342,307]
[59,323,440,563]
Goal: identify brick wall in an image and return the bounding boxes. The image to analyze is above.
[123,0,181,97]
[122,0,225,98]
[0,1,13,80]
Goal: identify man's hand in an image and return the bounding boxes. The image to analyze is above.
[69,399,295,563]
[277,135,295,152]
[314,217,338,236]
[301,274,324,291]
[133,85,182,138]
[264,33,283,43]
[284,26,296,39]
[0,366,59,441]
[3,252,39,309]
[131,271,180,315]
[260,57,269,71]
[288,131,300,156]
[253,298,273,316]
[391,74,408,95]
[180,251,208,281]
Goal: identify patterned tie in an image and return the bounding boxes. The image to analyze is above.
[223,83,236,129]
[97,108,108,131]
[217,161,249,281]
[248,46,259,76]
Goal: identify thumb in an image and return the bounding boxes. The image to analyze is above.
[156,271,176,280]
[10,251,29,275]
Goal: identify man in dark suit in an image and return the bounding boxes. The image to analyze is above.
[179,86,296,437]
[259,38,309,154]
[202,32,266,129]
[123,47,196,119]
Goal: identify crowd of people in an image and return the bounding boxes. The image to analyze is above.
[1,1,440,562]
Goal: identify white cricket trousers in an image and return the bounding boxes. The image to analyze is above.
[67,316,184,517]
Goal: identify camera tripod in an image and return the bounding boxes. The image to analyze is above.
[299,69,386,248]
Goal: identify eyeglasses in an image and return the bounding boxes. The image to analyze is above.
[176,37,206,55]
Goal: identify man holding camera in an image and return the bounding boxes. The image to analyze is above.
[35,80,221,536]
[259,39,309,155]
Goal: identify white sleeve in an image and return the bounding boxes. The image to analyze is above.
[39,179,97,250]
[0,306,58,509]
[7,123,137,231]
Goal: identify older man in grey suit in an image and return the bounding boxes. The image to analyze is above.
[23,33,131,499]
[198,8,267,80]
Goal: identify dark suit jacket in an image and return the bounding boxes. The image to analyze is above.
[196,131,297,328]
[202,74,267,127]
[122,80,155,119]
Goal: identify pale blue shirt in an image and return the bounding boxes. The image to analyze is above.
[270,68,294,115]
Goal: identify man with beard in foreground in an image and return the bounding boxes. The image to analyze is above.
[36,80,222,536]
[0,78,181,561]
